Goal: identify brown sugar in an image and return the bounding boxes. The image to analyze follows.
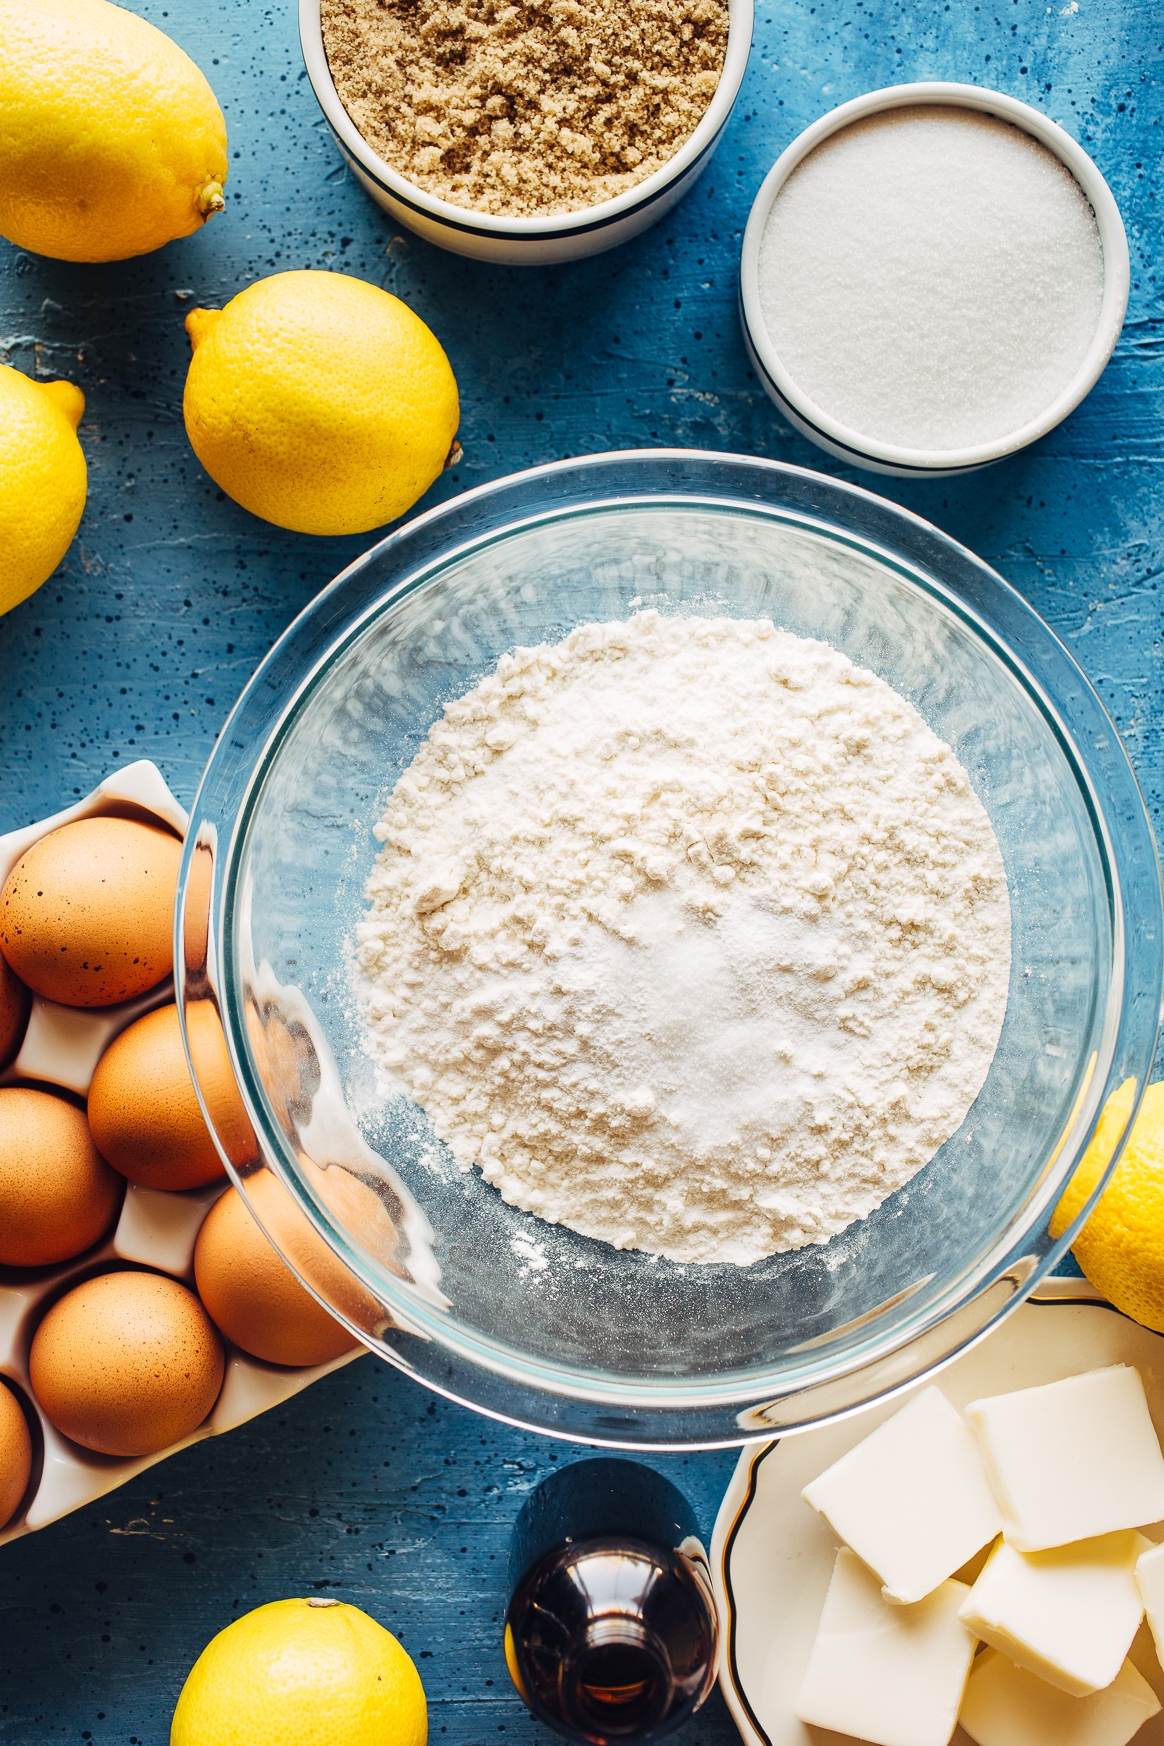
[320,0,730,217]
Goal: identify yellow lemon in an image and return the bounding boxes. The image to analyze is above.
[170,1597,428,1746]
[182,271,460,537]
[0,365,87,615]
[1051,1079,1164,1331]
[0,0,226,263]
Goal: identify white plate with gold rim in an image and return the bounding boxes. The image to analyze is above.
[710,1277,1164,1746]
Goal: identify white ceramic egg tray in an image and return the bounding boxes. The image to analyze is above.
[0,761,364,1547]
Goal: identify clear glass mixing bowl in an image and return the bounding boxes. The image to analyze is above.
[177,451,1163,1448]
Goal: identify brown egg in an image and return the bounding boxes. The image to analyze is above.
[0,1087,123,1266]
[194,1174,366,1367]
[0,950,31,1069]
[0,816,183,1007]
[0,1380,33,1530]
[88,1004,226,1191]
[299,1154,408,1295]
[29,1270,224,1457]
[246,997,307,1137]
[185,998,258,1170]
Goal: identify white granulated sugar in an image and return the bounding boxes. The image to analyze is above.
[356,613,1010,1266]
[757,105,1104,452]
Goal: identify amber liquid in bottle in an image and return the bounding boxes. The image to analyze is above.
[504,1459,719,1746]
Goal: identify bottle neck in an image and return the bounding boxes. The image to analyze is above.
[561,1615,675,1740]
[505,1532,718,1745]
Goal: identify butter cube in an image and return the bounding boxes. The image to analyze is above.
[959,1648,1160,1746]
[958,1530,1150,1696]
[794,1547,976,1746]
[801,1385,1002,1604]
[1134,1540,1164,1671]
[966,1366,1164,1552]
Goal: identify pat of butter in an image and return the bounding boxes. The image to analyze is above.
[794,1547,976,1746]
[966,1365,1164,1553]
[801,1385,1001,1604]
[959,1648,1160,1746]
[958,1530,1150,1697]
[1134,1540,1164,1672]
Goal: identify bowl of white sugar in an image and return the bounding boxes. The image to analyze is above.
[739,84,1129,476]
[176,451,1162,1447]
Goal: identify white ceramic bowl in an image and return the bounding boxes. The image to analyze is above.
[299,0,753,265]
[739,82,1130,478]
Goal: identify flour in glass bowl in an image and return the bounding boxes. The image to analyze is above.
[356,613,1010,1266]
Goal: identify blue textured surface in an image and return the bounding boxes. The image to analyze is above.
[0,0,1160,1737]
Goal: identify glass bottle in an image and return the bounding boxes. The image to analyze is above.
[504,1457,719,1745]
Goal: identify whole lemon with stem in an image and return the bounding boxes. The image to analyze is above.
[182,271,461,537]
[1051,1078,1164,1331]
[0,365,87,615]
[0,0,226,263]
[170,1596,428,1746]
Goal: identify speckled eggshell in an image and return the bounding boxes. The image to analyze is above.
[88,1004,227,1190]
[0,816,183,1007]
[194,1177,362,1368]
[0,1086,124,1267]
[29,1271,225,1458]
[0,950,31,1068]
[0,1380,32,1530]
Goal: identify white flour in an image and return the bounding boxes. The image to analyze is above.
[356,613,1010,1265]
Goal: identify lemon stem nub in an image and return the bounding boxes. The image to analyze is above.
[40,380,86,430]
[184,307,221,349]
[444,438,463,469]
[197,180,226,217]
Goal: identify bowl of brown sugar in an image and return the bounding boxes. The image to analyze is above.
[300,0,751,263]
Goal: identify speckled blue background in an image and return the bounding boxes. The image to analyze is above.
[0,0,1160,1738]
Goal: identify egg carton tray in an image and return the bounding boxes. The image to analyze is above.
[0,761,365,1548]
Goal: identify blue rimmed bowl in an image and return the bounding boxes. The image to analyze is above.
[299,0,753,264]
[739,84,1130,478]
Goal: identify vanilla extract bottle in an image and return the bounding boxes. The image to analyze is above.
[504,1458,719,1745]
